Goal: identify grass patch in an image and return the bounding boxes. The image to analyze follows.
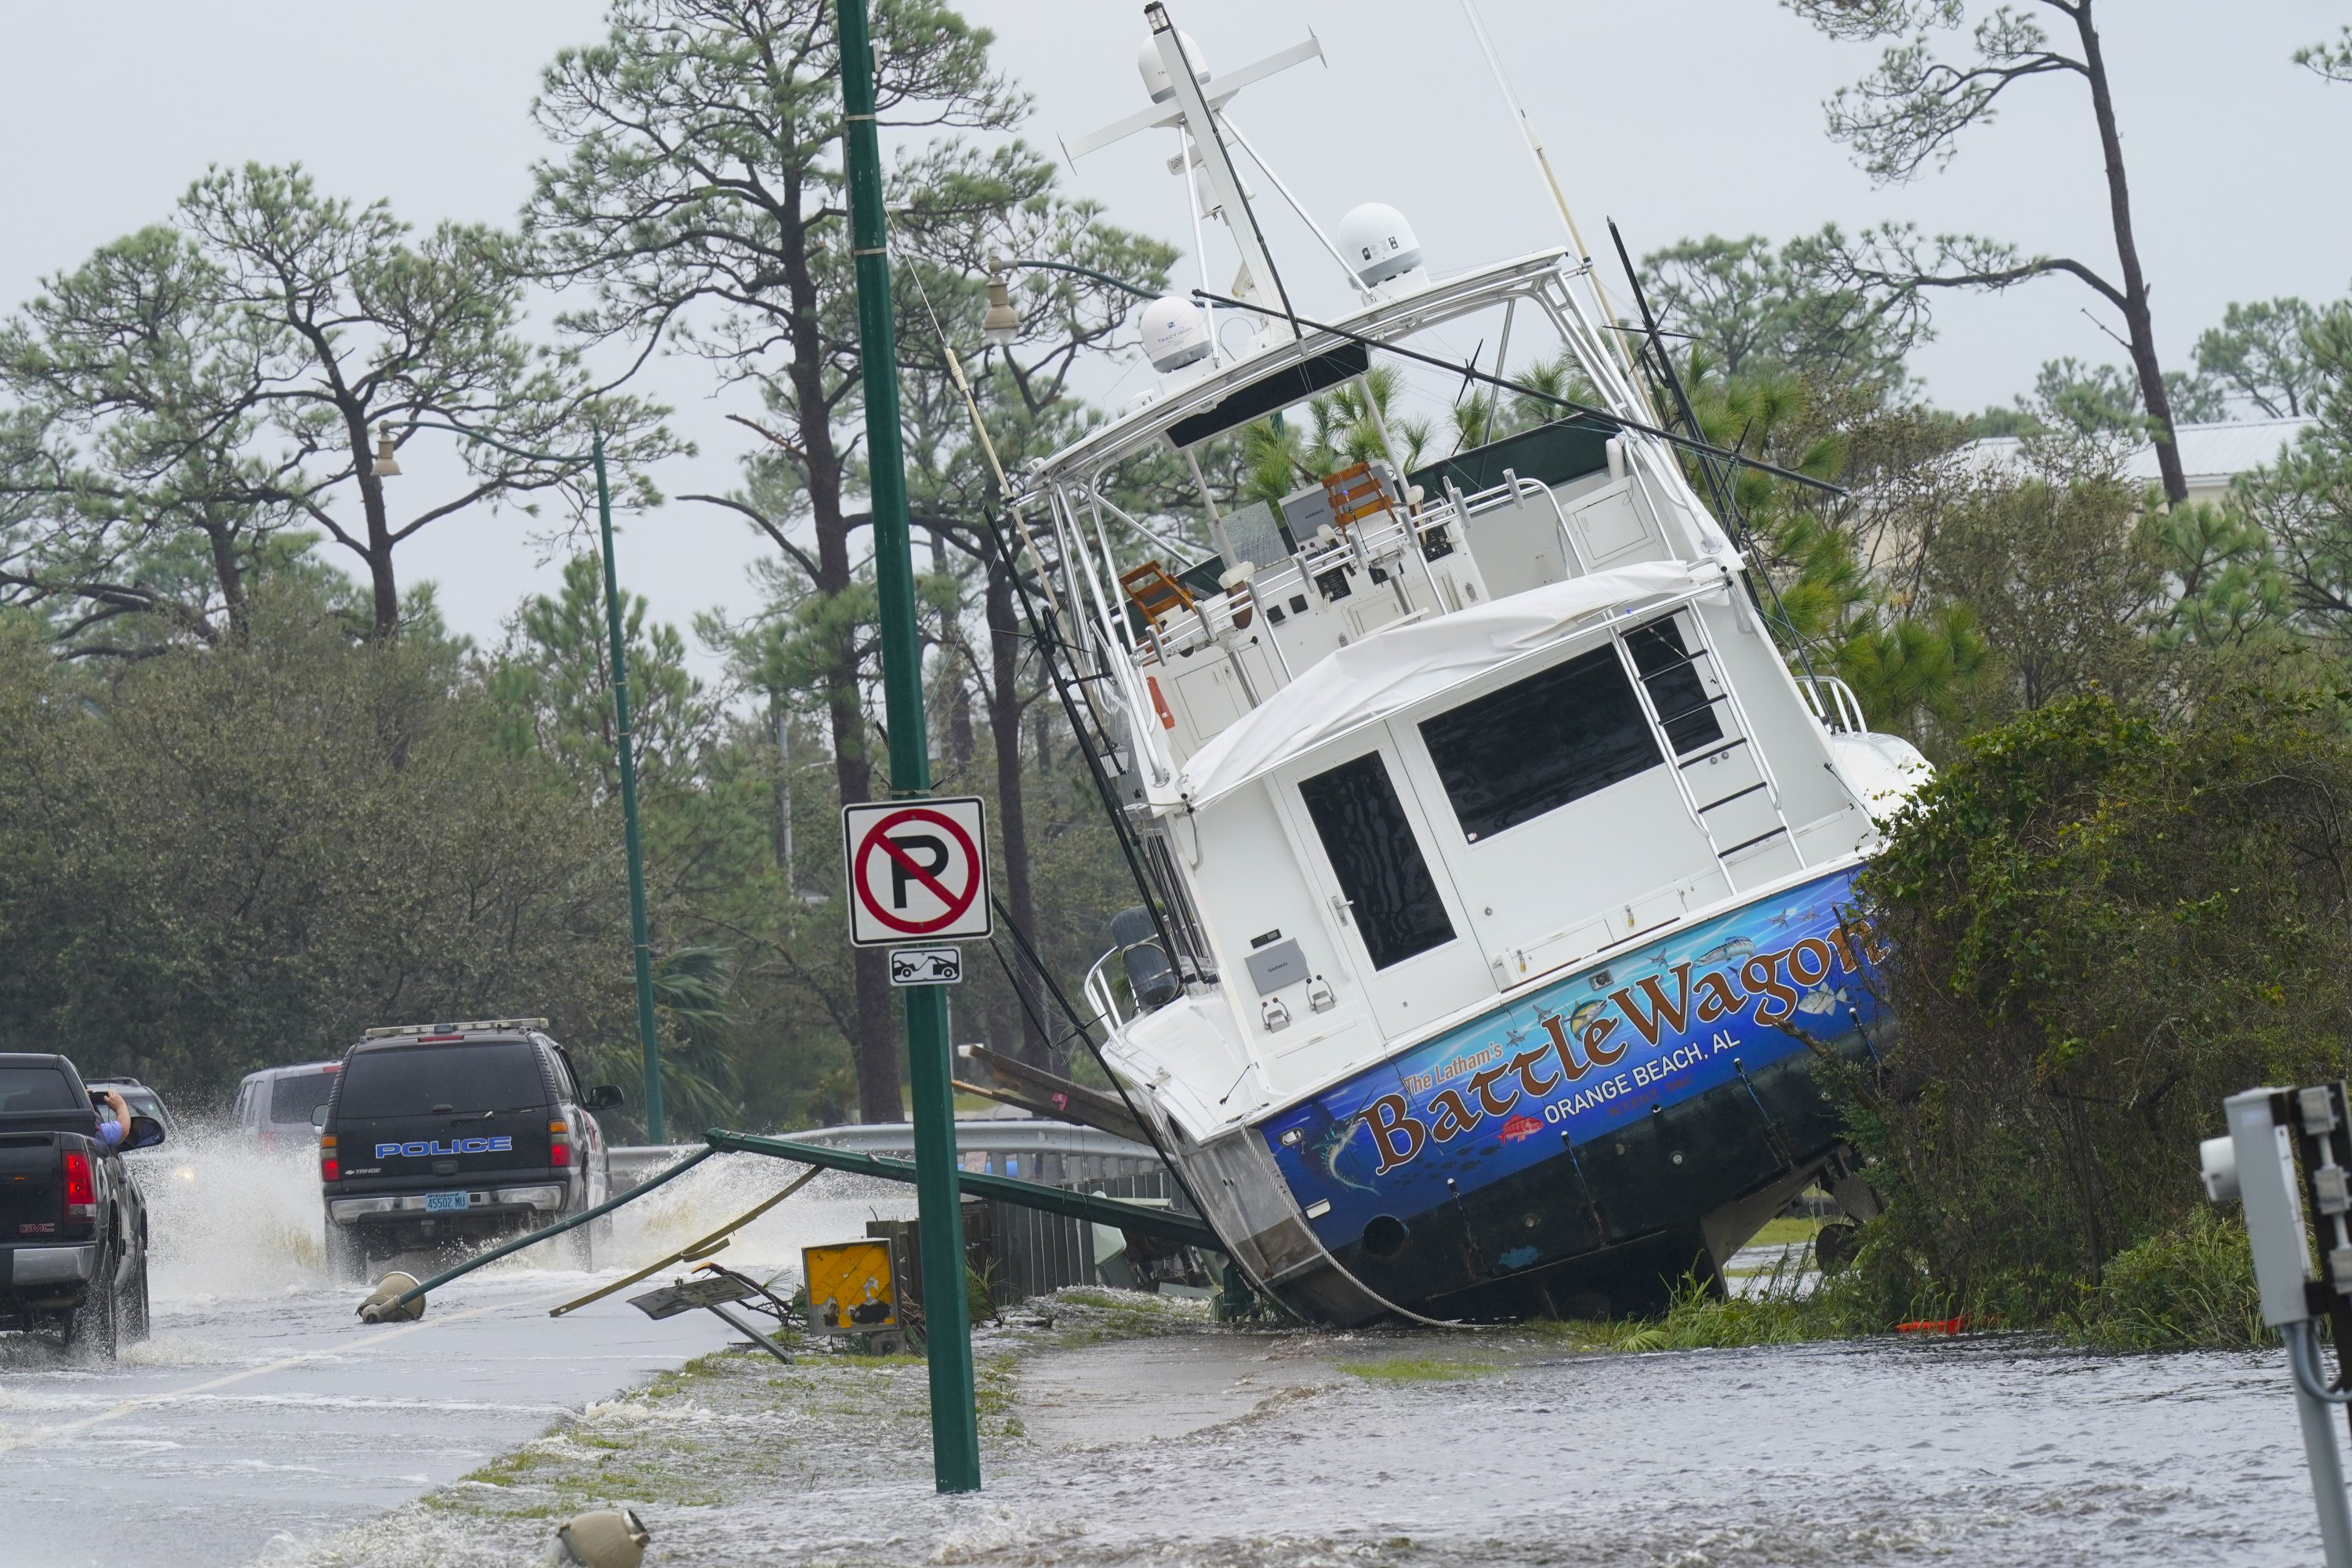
[1035,1284,1215,1346]
[1530,1244,1857,1353]
[1519,1207,2267,1356]
[1343,1356,1497,1382]
[1747,1215,1824,1248]
[1051,1287,1148,1312]
[416,1341,960,1532]
[1532,1297,1843,1354]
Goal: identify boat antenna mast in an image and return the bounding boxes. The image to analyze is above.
[1458,0,1657,420]
[1064,4,1323,348]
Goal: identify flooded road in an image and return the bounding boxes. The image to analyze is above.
[646,1329,2326,1568]
[5,1137,2331,1567]
[2,1269,736,1567]
[0,1138,913,1568]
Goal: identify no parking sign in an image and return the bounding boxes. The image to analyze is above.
[840,796,994,947]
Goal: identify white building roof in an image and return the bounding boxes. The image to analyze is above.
[1958,417,2314,492]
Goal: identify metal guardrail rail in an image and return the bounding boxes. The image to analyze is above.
[611,1119,1166,1192]
[701,1129,1218,1250]
[363,1123,1218,1319]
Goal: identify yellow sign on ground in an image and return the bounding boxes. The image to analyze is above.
[804,1238,898,1332]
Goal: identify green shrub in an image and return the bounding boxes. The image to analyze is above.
[2071,1207,2265,1351]
[1853,692,2352,1330]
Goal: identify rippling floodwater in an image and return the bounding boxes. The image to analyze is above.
[622,1330,2330,1568]
[9,1134,2333,1566]
[1,1138,914,1568]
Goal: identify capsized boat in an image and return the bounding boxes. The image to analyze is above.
[1010,3,1929,1323]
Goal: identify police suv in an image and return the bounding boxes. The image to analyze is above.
[316,1018,621,1279]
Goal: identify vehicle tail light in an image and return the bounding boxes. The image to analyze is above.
[549,1120,571,1168]
[319,1134,339,1183]
[62,1149,95,1220]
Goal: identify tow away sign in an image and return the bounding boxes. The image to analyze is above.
[841,797,993,947]
[888,946,962,986]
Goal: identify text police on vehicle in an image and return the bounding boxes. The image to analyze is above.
[375,1135,514,1159]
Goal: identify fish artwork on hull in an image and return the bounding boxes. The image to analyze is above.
[1258,865,1886,1259]
[1288,1102,1381,1193]
[1495,1114,1544,1145]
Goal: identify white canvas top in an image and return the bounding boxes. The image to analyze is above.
[1171,556,1726,806]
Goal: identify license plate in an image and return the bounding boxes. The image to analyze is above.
[425,1191,470,1213]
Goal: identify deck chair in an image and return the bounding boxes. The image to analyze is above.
[1119,560,1194,628]
[1321,462,1398,533]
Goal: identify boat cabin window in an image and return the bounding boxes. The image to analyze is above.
[1419,641,1661,842]
[1297,752,1456,970]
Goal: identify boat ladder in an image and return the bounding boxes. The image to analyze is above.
[1611,610,1795,895]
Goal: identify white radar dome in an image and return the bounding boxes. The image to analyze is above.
[1139,295,1213,372]
[1338,202,1424,287]
[1138,31,1208,103]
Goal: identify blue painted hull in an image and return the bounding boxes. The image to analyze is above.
[1254,862,1885,1318]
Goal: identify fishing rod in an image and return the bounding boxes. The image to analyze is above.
[903,252,1196,996]
[1190,288,1846,499]
[994,256,1163,303]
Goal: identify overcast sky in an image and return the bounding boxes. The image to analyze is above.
[3,0,2345,666]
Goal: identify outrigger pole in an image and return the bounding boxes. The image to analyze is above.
[1457,0,1656,419]
[1605,219,1834,693]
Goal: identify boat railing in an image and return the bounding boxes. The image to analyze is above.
[1442,471,1590,575]
[1125,473,1580,669]
[1083,946,1127,1033]
[1798,673,1867,735]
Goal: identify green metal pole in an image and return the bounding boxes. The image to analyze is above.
[593,433,666,1145]
[837,0,980,1494]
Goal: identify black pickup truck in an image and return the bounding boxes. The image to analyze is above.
[0,1052,165,1357]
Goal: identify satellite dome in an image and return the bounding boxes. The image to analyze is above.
[1337,202,1424,288]
[1137,31,1209,103]
[1138,295,1213,372]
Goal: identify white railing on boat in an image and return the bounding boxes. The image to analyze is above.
[1798,674,1866,735]
[1128,474,1581,668]
[1084,946,1127,1033]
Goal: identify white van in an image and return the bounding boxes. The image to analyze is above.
[231,1061,341,1156]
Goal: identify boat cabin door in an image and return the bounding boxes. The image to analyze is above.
[1277,736,1490,1040]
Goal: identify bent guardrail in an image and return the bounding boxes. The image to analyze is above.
[358,1126,1216,1323]
[701,1128,1218,1250]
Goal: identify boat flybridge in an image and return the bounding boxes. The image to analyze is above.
[1005,3,1929,1323]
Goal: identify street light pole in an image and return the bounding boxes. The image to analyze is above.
[392,419,666,1143]
[592,434,666,1145]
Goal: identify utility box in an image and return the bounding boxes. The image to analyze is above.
[803,1238,899,1334]
[2223,1087,2317,1327]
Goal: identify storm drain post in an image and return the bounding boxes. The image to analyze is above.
[837,0,982,1495]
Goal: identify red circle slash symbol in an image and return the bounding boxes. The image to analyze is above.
[854,808,981,935]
